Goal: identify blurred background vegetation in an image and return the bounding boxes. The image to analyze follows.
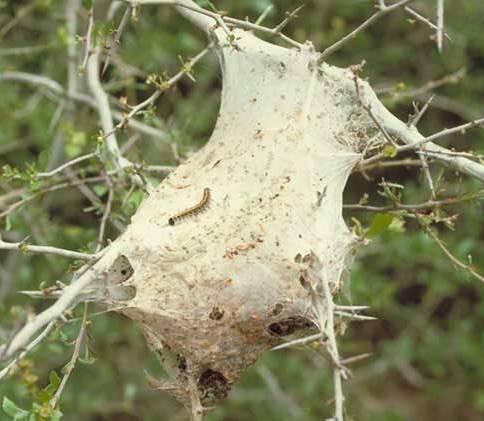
[0,0,483,420]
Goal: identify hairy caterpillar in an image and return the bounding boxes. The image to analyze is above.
[168,188,210,226]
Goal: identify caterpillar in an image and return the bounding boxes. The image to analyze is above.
[168,188,210,226]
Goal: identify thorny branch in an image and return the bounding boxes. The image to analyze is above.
[79,7,95,74]
[344,191,483,212]
[318,0,416,62]
[129,0,304,48]
[0,236,99,261]
[362,115,484,168]
[86,49,127,172]
[37,152,98,178]
[110,43,213,136]
[0,254,112,359]
[419,218,484,283]
[404,5,451,43]
[0,322,56,381]
[380,67,466,104]
[102,6,132,75]
[0,175,106,220]
[320,273,346,421]
[0,71,168,140]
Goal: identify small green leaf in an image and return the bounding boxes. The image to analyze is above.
[29,178,40,193]
[51,409,63,421]
[43,370,61,397]
[65,131,87,158]
[2,397,30,420]
[388,215,406,233]
[57,25,71,47]
[367,213,394,237]
[382,144,397,158]
[126,189,144,211]
[93,184,109,197]
[82,0,93,9]
[79,355,97,365]
[35,390,50,403]
[49,370,61,387]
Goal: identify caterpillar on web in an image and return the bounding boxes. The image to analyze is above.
[168,188,210,226]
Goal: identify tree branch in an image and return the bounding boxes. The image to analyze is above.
[357,78,484,181]
[0,250,116,359]
[0,237,99,261]
[318,0,416,62]
[0,71,168,140]
[86,50,127,171]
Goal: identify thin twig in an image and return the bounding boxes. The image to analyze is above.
[362,115,484,166]
[320,271,345,421]
[50,303,89,408]
[102,6,132,75]
[0,236,99,261]
[418,149,436,199]
[0,3,35,40]
[400,115,484,151]
[356,158,422,172]
[0,321,56,380]
[254,5,273,26]
[37,152,98,178]
[334,311,377,321]
[135,0,233,41]
[129,0,303,48]
[422,222,484,282]
[79,8,95,74]
[381,67,466,102]
[0,253,112,359]
[344,192,483,212]
[272,5,304,33]
[436,0,444,52]
[96,177,114,252]
[110,44,213,135]
[340,353,373,365]
[334,305,370,311]
[318,0,416,62]
[223,15,303,49]
[352,68,397,148]
[270,333,324,351]
[404,6,451,41]
[409,96,436,198]
[408,95,434,128]
[0,71,168,140]
[0,176,105,220]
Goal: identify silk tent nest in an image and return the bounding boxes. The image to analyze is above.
[87,25,379,408]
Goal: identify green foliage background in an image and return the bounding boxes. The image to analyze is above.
[0,0,483,420]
